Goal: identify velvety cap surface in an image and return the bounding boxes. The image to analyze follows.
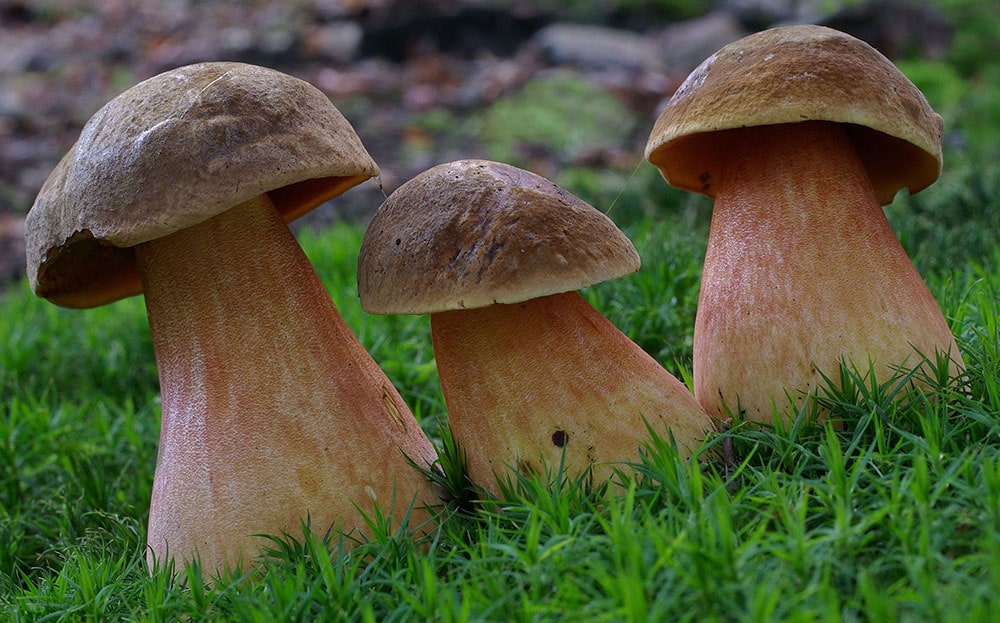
[358,160,640,314]
[26,61,378,308]
[644,25,943,203]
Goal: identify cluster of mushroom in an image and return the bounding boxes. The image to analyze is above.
[24,25,962,575]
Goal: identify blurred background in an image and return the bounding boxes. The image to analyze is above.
[2,0,998,287]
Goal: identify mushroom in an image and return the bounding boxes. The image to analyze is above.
[644,25,964,424]
[25,62,443,572]
[358,159,714,497]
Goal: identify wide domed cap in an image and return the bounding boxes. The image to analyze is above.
[358,159,640,314]
[644,25,943,204]
[26,61,379,308]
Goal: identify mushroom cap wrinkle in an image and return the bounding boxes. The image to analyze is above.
[26,61,379,308]
[644,25,943,204]
[358,159,640,314]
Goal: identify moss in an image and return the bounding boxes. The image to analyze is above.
[466,71,638,169]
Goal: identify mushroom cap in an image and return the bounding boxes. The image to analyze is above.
[358,159,640,314]
[26,61,379,308]
[644,25,943,204]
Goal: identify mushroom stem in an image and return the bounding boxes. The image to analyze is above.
[695,120,963,423]
[136,194,440,571]
[431,290,712,495]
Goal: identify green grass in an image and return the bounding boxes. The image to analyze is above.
[4,0,1000,618]
[2,181,998,619]
[5,17,1000,606]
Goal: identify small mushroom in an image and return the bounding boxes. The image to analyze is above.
[358,160,714,497]
[25,62,442,572]
[644,25,964,424]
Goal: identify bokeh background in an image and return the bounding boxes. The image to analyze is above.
[2,0,998,286]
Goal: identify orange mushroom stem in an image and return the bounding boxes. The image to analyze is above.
[696,121,962,422]
[431,290,711,490]
[137,194,440,571]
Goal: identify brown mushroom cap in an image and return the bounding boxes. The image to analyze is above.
[358,159,640,314]
[26,61,379,308]
[644,25,943,204]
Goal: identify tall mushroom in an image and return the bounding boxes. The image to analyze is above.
[358,160,714,498]
[644,25,964,424]
[25,62,443,572]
